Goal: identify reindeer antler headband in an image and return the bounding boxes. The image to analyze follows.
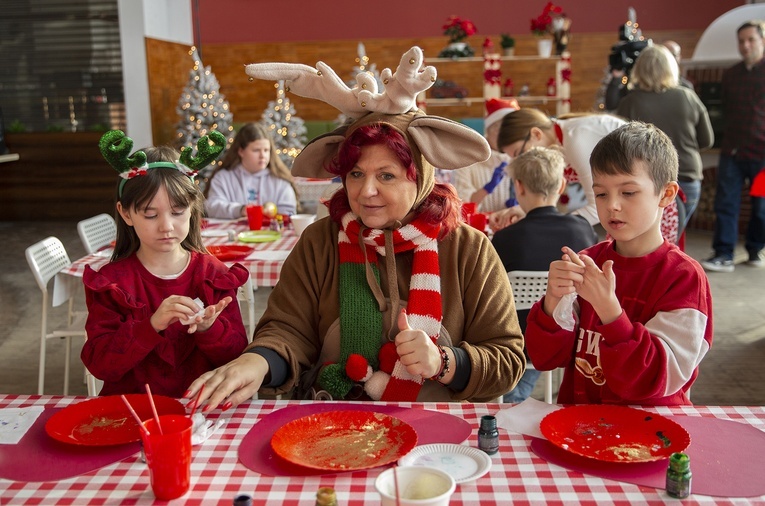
[99,130,226,197]
[245,47,491,198]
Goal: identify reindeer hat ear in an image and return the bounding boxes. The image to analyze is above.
[246,46,490,197]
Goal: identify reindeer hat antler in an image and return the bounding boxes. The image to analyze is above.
[99,130,226,197]
[245,47,490,204]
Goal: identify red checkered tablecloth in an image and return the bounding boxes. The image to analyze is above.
[1,396,763,505]
[60,219,298,288]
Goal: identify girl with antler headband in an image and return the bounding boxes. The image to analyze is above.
[186,48,525,411]
[81,132,249,397]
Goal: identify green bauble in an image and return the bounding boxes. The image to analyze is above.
[318,363,354,399]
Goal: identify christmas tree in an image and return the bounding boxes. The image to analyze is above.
[261,80,307,168]
[336,42,383,127]
[176,46,234,183]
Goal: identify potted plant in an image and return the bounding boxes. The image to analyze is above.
[500,33,515,57]
[438,15,477,58]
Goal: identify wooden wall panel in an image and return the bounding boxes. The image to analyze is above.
[145,30,702,141]
[145,38,196,147]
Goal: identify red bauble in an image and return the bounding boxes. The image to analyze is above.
[378,342,398,374]
[345,354,369,382]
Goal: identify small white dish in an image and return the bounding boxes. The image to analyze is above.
[398,443,492,484]
[246,251,290,261]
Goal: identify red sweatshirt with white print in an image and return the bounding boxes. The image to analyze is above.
[525,240,712,405]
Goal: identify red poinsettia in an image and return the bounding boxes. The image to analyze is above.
[531,2,563,36]
[442,15,478,43]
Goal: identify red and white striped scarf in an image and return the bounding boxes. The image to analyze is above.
[340,211,442,401]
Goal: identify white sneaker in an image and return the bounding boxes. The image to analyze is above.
[746,251,764,268]
[701,255,734,273]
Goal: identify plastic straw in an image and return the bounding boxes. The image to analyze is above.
[189,384,205,418]
[144,384,164,435]
[120,394,150,436]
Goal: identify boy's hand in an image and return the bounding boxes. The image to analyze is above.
[543,246,585,315]
[188,296,233,334]
[575,255,622,325]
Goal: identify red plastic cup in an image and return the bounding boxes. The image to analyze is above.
[141,415,193,500]
[470,212,488,232]
[245,205,263,230]
[461,201,477,222]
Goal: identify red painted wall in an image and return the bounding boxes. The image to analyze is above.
[197,0,744,44]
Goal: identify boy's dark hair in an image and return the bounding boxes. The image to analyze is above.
[589,121,678,194]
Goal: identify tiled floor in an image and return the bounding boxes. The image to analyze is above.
[1,221,764,406]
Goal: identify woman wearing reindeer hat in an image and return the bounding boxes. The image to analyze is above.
[186,47,525,410]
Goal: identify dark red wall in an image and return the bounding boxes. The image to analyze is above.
[197,0,744,44]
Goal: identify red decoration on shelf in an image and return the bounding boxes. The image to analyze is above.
[484,68,502,85]
[547,77,557,96]
[503,78,514,97]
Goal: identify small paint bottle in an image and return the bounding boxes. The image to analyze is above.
[478,415,500,455]
[666,452,692,499]
[232,494,252,506]
[315,487,338,506]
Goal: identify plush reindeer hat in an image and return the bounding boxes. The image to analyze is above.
[245,47,491,206]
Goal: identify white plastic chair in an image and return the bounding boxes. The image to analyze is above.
[237,276,257,340]
[507,270,555,404]
[25,237,89,395]
[77,213,117,254]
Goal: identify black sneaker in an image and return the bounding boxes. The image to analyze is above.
[746,251,764,268]
[701,255,734,273]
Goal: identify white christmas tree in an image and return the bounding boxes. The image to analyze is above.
[261,80,307,168]
[176,46,234,182]
[336,42,383,126]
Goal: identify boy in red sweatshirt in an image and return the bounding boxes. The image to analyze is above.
[525,122,713,405]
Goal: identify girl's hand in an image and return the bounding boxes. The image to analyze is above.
[150,295,205,332]
[188,296,233,334]
[394,309,442,379]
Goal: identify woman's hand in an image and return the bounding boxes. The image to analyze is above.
[394,309,442,379]
[184,353,269,413]
[188,296,233,334]
[150,295,205,332]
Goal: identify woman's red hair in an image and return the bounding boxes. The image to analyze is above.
[327,123,461,238]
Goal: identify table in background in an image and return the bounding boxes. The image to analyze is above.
[1,395,764,505]
[59,219,298,289]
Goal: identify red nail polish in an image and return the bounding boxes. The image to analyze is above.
[183,390,191,398]
[221,401,233,411]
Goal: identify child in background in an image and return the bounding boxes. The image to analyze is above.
[205,122,298,218]
[492,147,597,402]
[83,131,249,397]
[525,122,713,405]
[453,98,519,213]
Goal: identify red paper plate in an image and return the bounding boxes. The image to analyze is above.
[540,405,690,463]
[207,244,253,261]
[45,394,186,446]
[270,410,417,471]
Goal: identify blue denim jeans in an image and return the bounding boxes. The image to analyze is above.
[503,367,542,403]
[712,155,765,258]
[678,180,701,230]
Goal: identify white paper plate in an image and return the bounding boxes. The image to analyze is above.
[398,443,491,484]
[201,229,231,238]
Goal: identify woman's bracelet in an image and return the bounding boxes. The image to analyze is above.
[429,344,450,382]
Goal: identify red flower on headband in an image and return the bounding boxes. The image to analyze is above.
[126,167,148,179]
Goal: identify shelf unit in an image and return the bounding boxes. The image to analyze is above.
[419,54,571,118]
